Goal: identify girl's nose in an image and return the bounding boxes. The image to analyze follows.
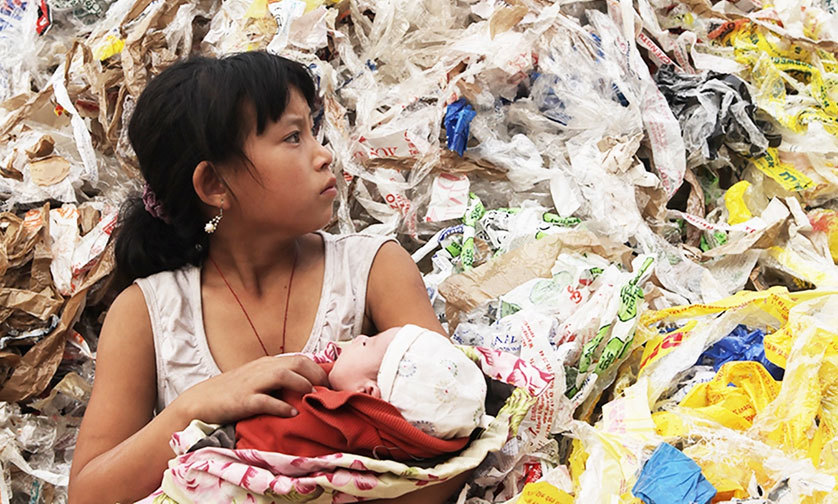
[316,142,334,171]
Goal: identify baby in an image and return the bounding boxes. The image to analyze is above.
[234,325,488,460]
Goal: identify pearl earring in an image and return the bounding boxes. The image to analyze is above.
[204,201,223,234]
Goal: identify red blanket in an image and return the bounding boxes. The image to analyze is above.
[235,365,470,460]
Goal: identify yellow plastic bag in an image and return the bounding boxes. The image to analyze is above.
[724,181,754,225]
[680,361,780,430]
[636,287,794,381]
[753,295,838,471]
[748,148,815,192]
[567,438,587,496]
[762,292,838,368]
[681,440,777,503]
[715,22,838,138]
[629,289,838,498]
[682,447,749,502]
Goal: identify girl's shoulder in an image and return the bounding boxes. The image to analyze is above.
[318,230,398,264]
[107,283,153,327]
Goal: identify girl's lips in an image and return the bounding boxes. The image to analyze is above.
[321,178,337,196]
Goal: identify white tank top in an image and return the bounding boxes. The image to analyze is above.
[135,231,395,412]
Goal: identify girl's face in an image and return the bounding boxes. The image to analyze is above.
[223,88,336,235]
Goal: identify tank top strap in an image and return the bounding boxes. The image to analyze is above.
[303,231,397,352]
[135,266,219,412]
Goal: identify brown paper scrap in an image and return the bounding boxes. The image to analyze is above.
[1,149,23,181]
[78,204,102,236]
[0,204,50,279]
[29,156,71,186]
[489,5,528,39]
[0,350,21,384]
[0,292,84,402]
[436,150,507,181]
[25,135,55,159]
[0,241,114,402]
[30,371,93,412]
[0,288,64,322]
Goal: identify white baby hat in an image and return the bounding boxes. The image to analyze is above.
[377,325,487,439]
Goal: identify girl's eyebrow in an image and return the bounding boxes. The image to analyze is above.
[282,115,308,129]
[281,112,315,130]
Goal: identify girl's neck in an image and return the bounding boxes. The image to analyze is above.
[206,232,302,297]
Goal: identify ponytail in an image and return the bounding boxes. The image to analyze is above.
[113,196,208,288]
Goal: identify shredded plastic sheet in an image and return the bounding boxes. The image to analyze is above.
[3,0,838,502]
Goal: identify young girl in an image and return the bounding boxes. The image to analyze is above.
[68,52,465,504]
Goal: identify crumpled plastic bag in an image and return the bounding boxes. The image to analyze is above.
[752,294,838,472]
[631,443,717,504]
[654,361,780,434]
[639,288,838,489]
[654,65,781,161]
[636,287,807,404]
[697,324,785,381]
[567,377,660,504]
[445,98,477,157]
[710,21,838,150]
[809,208,838,264]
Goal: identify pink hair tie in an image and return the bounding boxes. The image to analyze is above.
[142,183,170,223]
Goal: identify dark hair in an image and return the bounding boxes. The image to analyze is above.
[114,52,316,287]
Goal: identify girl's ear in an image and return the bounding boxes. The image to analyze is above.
[193,161,229,208]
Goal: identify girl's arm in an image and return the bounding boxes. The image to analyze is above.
[365,241,446,335]
[365,242,471,504]
[69,285,328,504]
[68,285,188,504]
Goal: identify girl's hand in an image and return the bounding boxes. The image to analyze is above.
[177,354,328,425]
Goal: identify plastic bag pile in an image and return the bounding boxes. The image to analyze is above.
[1,0,838,502]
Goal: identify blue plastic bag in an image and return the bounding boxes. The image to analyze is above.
[444,98,476,156]
[632,443,717,504]
[697,324,784,380]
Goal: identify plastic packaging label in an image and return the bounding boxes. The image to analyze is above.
[517,482,574,504]
[425,173,470,223]
[750,148,814,192]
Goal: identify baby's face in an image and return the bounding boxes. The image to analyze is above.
[328,327,400,397]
